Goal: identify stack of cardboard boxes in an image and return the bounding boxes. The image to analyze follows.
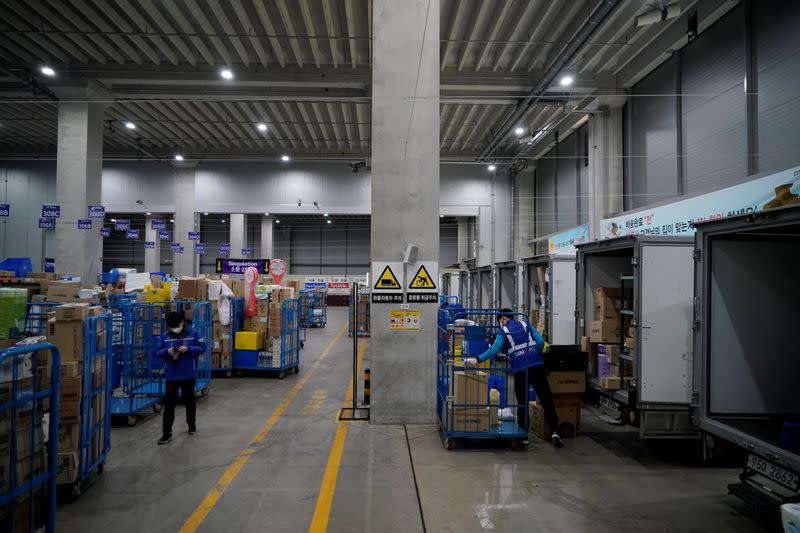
[228,286,295,369]
[208,278,244,370]
[529,370,585,441]
[582,287,633,391]
[448,365,490,432]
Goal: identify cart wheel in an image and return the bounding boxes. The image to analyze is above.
[71,481,82,500]
[97,461,105,473]
[278,371,286,379]
[152,402,163,413]
[300,341,304,348]
[444,438,454,450]
[293,367,300,374]
[226,371,233,378]
[201,387,209,397]
[627,408,638,426]
[511,439,522,451]
[127,415,137,427]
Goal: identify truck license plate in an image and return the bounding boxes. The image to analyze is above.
[747,454,799,491]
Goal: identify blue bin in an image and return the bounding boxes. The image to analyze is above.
[0,257,33,277]
[234,349,259,368]
[488,374,507,406]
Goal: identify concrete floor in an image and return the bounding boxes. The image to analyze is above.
[57,308,769,532]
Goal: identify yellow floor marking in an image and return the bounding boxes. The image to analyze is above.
[302,390,329,416]
[178,324,347,533]
[307,339,367,533]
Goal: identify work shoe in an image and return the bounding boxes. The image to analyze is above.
[551,433,563,448]
[188,425,197,435]
[157,433,173,445]
[521,439,530,446]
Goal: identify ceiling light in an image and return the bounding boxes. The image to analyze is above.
[440,214,444,218]
[256,123,268,132]
[488,164,496,171]
[276,220,281,224]
[220,68,234,80]
[281,155,290,162]
[124,121,136,130]
[323,213,329,217]
[203,212,209,215]
[221,219,226,223]
[110,218,117,222]
[174,154,184,161]
[40,66,55,77]
[264,213,269,216]
[146,212,151,215]
[326,220,332,224]
[514,127,525,136]
[170,219,174,223]
[560,75,574,87]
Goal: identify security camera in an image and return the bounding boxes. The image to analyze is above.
[297,198,302,207]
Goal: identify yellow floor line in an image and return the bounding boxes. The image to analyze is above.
[178,324,348,533]
[307,339,367,533]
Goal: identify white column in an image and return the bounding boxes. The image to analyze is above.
[260,216,274,258]
[229,213,247,258]
[173,165,198,277]
[456,217,469,264]
[514,168,535,261]
[370,0,439,424]
[144,214,160,272]
[54,99,104,281]
[588,105,624,239]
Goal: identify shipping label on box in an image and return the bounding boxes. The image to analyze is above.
[547,371,586,394]
[57,452,79,484]
[54,303,90,321]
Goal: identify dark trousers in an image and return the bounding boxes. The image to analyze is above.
[514,365,559,434]
[162,379,196,435]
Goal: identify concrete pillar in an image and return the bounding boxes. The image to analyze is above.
[54,99,104,281]
[456,217,470,264]
[587,105,624,239]
[514,168,535,261]
[260,216,274,258]
[144,214,160,272]
[370,0,439,424]
[229,214,247,258]
[173,165,198,277]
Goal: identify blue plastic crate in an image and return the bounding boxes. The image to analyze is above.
[234,349,259,368]
[0,257,32,278]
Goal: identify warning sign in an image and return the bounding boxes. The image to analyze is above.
[389,309,420,331]
[374,265,401,290]
[409,264,436,289]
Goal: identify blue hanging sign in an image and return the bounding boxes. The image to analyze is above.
[41,205,60,218]
[87,205,105,218]
[39,218,55,229]
[195,243,206,255]
[170,242,181,251]
[77,219,92,230]
[144,241,156,249]
[126,229,139,239]
[188,231,200,241]
[241,248,251,257]
[100,227,111,237]
[115,219,130,230]
[158,230,172,241]
[0,204,9,217]
[151,219,167,230]
[44,258,55,273]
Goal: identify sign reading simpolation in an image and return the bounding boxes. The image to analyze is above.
[77,219,92,229]
[215,258,269,274]
[87,205,105,218]
[41,205,60,218]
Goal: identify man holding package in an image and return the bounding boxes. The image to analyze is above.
[156,311,206,445]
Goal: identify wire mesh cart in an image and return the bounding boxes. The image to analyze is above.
[62,314,113,500]
[437,308,529,450]
[348,288,370,337]
[233,298,300,379]
[23,302,61,336]
[0,342,60,533]
[212,297,244,377]
[298,290,312,329]
[308,289,327,327]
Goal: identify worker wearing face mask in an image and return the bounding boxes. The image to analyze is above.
[155,311,206,445]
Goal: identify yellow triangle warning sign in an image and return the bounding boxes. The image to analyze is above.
[374,265,401,290]
[409,264,436,289]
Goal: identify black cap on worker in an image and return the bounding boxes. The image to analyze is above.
[498,308,515,321]
[165,311,185,329]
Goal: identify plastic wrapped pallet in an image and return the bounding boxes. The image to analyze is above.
[0,288,28,340]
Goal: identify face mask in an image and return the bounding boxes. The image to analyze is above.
[170,326,183,334]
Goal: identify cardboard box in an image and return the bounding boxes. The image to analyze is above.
[244,315,269,333]
[257,299,270,317]
[60,376,82,403]
[55,303,91,322]
[449,407,490,433]
[58,422,81,452]
[598,343,620,364]
[547,371,586,394]
[60,400,80,422]
[177,278,208,301]
[57,452,79,484]
[47,281,80,298]
[580,336,590,353]
[529,402,580,440]
[235,331,264,351]
[224,279,244,298]
[29,272,58,280]
[211,352,221,368]
[0,269,16,277]
[537,392,582,408]
[589,318,629,343]
[47,318,83,362]
[600,376,621,390]
[451,370,489,406]
[220,353,231,369]
[594,296,620,319]
[221,337,232,355]
[212,322,222,339]
[624,337,634,350]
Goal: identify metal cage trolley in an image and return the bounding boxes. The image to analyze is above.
[308,289,327,327]
[233,298,300,379]
[0,342,60,533]
[212,297,244,377]
[437,308,529,450]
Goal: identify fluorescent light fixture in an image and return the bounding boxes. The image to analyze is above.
[221,219,226,223]
[326,220,331,224]
[170,219,174,223]
[220,68,234,80]
[440,214,444,218]
[40,66,55,77]
[125,121,136,130]
[174,154,184,161]
[488,164,496,171]
[203,212,209,215]
[256,123,268,132]
[281,155,290,162]
[146,212,151,215]
[560,75,574,86]
[264,213,269,216]
[110,218,117,222]
[514,127,525,136]
[276,220,281,223]
[323,213,329,217]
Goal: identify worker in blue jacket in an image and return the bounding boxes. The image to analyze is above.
[155,311,206,445]
[467,308,562,448]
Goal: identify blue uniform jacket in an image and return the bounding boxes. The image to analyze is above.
[477,319,544,372]
[156,324,206,381]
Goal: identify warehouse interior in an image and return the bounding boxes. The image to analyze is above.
[1,0,799,531]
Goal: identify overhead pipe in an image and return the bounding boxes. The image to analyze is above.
[479,0,621,160]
